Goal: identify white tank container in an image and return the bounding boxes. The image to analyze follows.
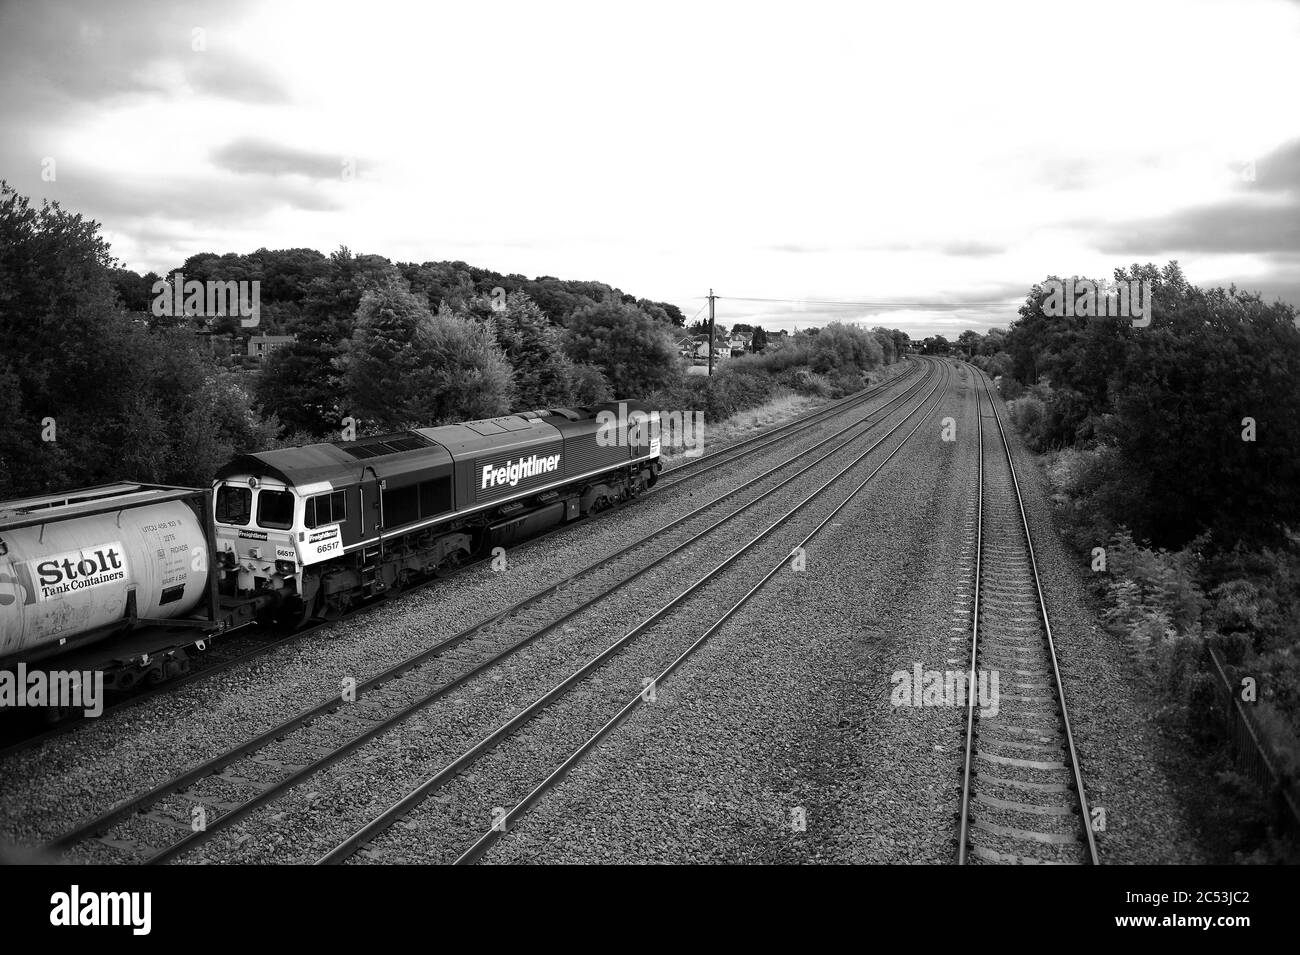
[0,500,208,659]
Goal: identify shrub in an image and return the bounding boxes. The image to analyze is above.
[810,322,884,374]
[1007,394,1046,448]
[565,300,679,396]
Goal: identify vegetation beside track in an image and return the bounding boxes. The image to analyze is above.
[950,264,1300,863]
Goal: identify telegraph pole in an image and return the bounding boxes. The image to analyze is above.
[707,288,716,376]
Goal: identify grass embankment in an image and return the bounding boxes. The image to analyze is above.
[653,351,909,464]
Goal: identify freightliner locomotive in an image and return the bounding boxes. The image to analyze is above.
[0,401,660,689]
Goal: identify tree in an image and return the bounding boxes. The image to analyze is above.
[979,327,1007,356]
[751,326,770,352]
[1002,261,1300,551]
[1102,283,1300,549]
[255,247,401,437]
[0,182,277,496]
[343,279,515,429]
[564,301,680,396]
[110,267,160,312]
[448,291,594,409]
[957,330,982,357]
[924,335,951,355]
[412,306,516,424]
[871,326,897,364]
[657,301,686,326]
[810,323,884,373]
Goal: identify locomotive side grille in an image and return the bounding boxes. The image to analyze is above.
[562,436,632,477]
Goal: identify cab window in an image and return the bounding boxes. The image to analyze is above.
[215,485,252,526]
[257,489,295,529]
[306,490,347,528]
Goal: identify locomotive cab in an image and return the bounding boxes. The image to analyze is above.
[212,476,303,599]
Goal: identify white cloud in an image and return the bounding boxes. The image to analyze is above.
[2,0,1298,336]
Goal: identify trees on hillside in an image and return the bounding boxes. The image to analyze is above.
[255,248,402,435]
[446,291,598,408]
[343,280,514,429]
[957,330,981,356]
[565,301,681,396]
[0,182,277,497]
[871,326,897,363]
[999,262,1300,551]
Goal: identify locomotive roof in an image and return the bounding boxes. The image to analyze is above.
[216,435,453,488]
[216,401,653,489]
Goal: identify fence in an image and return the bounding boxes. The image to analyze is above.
[1206,643,1300,837]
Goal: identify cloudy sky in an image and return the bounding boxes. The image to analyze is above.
[2,0,1298,336]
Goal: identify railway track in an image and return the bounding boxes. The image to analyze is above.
[38,360,943,863]
[655,359,923,486]
[0,361,922,759]
[323,360,955,865]
[956,369,1098,865]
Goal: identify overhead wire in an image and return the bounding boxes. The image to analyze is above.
[710,295,1013,311]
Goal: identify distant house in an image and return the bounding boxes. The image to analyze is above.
[692,337,730,363]
[674,335,695,357]
[248,335,295,360]
[727,332,753,356]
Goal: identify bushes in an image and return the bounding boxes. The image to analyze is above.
[998,375,1025,400]
[1007,384,1094,450]
[727,340,813,375]
[1105,529,1208,633]
[1007,394,1047,448]
[1032,428,1300,850]
[565,300,680,397]
[810,322,884,374]
[973,350,1014,380]
[648,365,779,422]
[1003,264,1300,552]
[778,369,832,398]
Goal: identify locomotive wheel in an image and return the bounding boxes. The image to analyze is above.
[435,548,469,577]
[272,595,316,632]
[322,592,353,621]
